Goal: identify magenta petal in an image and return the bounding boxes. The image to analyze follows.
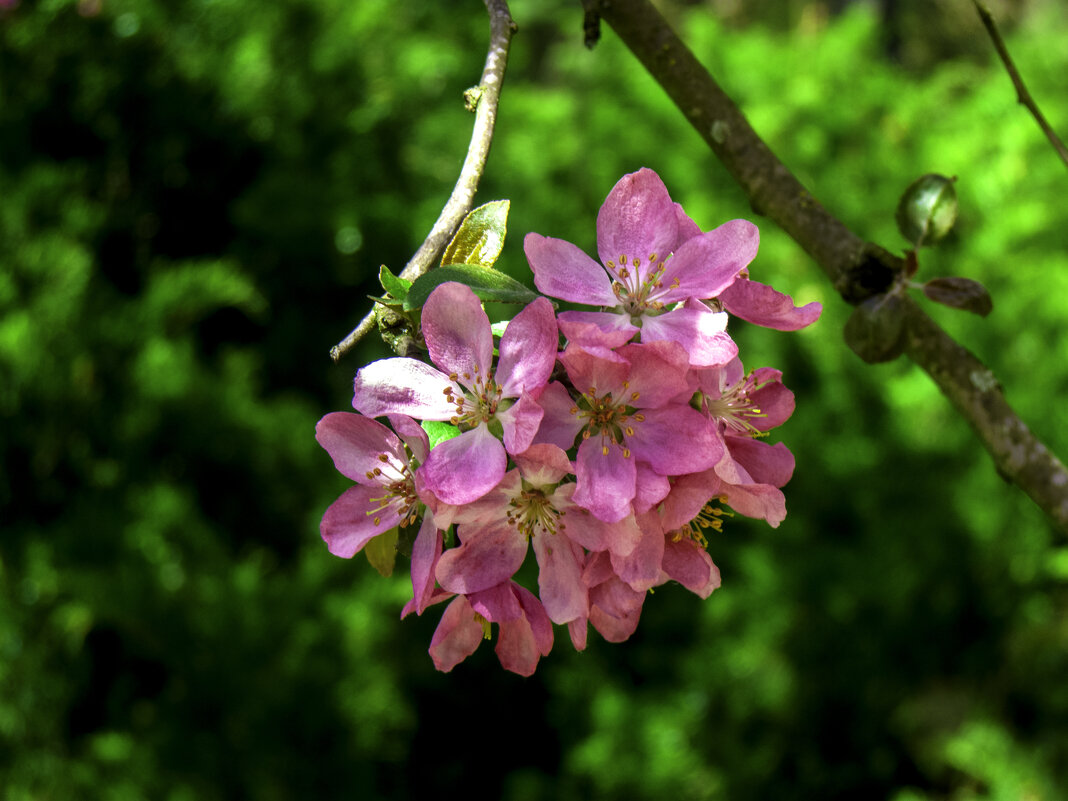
[634,462,671,513]
[530,381,585,451]
[469,581,523,622]
[562,503,643,558]
[661,471,721,531]
[728,437,795,487]
[514,443,572,487]
[429,595,484,672]
[353,358,456,419]
[720,482,788,527]
[320,485,402,558]
[572,439,636,523]
[596,168,678,273]
[747,370,795,429]
[532,531,587,624]
[435,520,528,595]
[662,538,721,598]
[495,586,553,676]
[673,203,703,246]
[613,341,692,407]
[719,277,823,331]
[422,282,493,382]
[609,511,665,592]
[568,617,589,652]
[386,414,430,462]
[410,516,443,615]
[497,297,558,397]
[557,311,638,350]
[589,579,645,643]
[497,392,544,455]
[315,412,404,484]
[657,219,759,301]
[419,424,506,505]
[640,307,738,367]
[627,405,722,475]
[558,343,630,398]
[524,233,617,306]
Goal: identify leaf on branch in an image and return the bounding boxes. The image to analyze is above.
[365,528,399,577]
[403,263,538,311]
[843,293,907,363]
[922,276,993,317]
[442,199,510,269]
[379,265,412,302]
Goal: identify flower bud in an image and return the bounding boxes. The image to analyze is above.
[895,173,958,247]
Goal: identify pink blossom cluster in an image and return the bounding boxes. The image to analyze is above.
[316,168,821,675]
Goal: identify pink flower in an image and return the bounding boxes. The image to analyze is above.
[434,444,590,625]
[428,581,553,676]
[687,358,798,527]
[353,282,558,505]
[537,339,722,522]
[315,412,444,612]
[523,167,756,366]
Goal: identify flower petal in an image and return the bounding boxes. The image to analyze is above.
[497,296,558,397]
[662,538,721,598]
[422,282,493,383]
[639,307,738,367]
[315,412,405,484]
[429,595,484,672]
[419,423,506,505]
[497,392,544,455]
[719,277,823,331]
[435,520,528,595]
[557,310,638,350]
[596,168,678,275]
[532,529,587,624]
[524,233,617,306]
[609,510,665,592]
[410,515,443,616]
[656,219,758,301]
[530,380,585,451]
[353,358,456,419]
[626,405,722,475]
[320,485,402,558]
[572,438,636,523]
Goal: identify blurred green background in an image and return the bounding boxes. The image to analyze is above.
[3,0,1068,798]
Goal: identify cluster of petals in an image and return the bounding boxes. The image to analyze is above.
[314,167,821,675]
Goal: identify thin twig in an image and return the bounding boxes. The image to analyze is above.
[972,0,1068,170]
[330,0,517,361]
[586,0,1068,532]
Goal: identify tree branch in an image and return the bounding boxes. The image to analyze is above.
[330,0,517,362]
[586,0,1068,533]
[972,0,1068,171]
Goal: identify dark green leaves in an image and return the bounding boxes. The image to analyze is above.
[404,263,538,311]
[922,276,993,317]
[442,199,510,269]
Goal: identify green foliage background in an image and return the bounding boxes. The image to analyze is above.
[2,0,1067,798]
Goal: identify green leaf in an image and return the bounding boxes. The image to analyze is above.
[421,420,462,449]
[403,263,538,311]
[442,200,509,269]
[379,265,411,301]
[843,293,906,363]
[364,528,399,577]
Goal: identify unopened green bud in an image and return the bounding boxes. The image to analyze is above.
[895,173,958,247]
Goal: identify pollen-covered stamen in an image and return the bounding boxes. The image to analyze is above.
[505,487,561,538]
[568,383,640,457]
[364,451,421,526]
[700,374,770,436]
[670,497,733,547]
[604,250,673,317]
[442,368,506,431]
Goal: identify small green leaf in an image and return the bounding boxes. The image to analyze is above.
[843,293,906,363]
[490,320,511,338]
[421,420,462,449]
[922,276,993,317]
[379,265,411,301]
[895,174,958,247]
[442,200,509,269]
[364,528,399,577]
[403,263,538,311]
